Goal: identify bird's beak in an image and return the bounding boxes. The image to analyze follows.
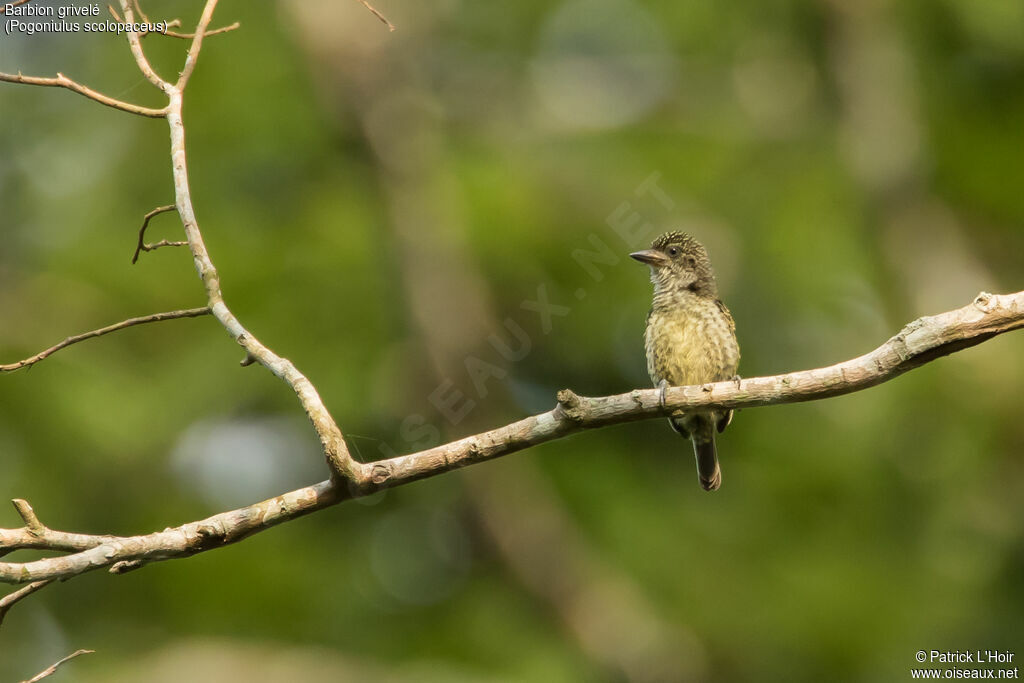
[629,249,669,267]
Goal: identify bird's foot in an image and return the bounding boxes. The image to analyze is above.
[658,379,669,409]
[731,374,742,390]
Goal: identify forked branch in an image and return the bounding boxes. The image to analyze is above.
[107,3,239,39]
[1,290,1021,586]
[132,204,180,263]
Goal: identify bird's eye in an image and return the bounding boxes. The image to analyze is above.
[667,246,680,257]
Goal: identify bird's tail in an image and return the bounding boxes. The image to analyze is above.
[692,433,721,491]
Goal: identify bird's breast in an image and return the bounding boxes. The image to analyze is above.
[645,298,739,387]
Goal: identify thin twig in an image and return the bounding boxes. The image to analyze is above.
[119,0,171,90]
[0,580,53,627]
[0,72,166,118]
[176,0,221,90]
[21,650,95,683]
[356,0,396,31]
[0,308,211,373]
[0,290,1021,584]
[163,22,239,39]
[108,4,183,33]
[140,239,189,255]
[110,4,236,39]
[158,3,360,482]
[132,204,177,263]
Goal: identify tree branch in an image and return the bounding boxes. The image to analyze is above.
[0,499,122,559]
[108,3,239,40]
[163,21,240,39]
[142,0,361,483]
[11,499,43,536]
[175,0,220,90]
[119,0,170,90]
[4,0,360,510]
[355,0,396,32]
[0,71,166,118]
[136,239,189,258]
[0,581,52,628]
[367,290,1024,487]
[131,204,179,263]
[20,650,94,683]
[3,0,1021,634]
[0,308,212,373]
[1,290,1020,584]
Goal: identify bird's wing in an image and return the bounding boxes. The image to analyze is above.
[715,299,736,332]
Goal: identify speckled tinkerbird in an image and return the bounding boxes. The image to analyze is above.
[631,232,740,491]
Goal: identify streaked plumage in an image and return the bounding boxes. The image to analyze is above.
[631,232,740,491]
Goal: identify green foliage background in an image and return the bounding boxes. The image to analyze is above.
[1,0,1023,680]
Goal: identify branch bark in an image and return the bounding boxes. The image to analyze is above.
[0,71,166,117]
[131,204,177,263]
[355,0,396,31]
[116,0,362,483]
[20,650,94,683]
[0,308,211,373]
[1,289,1021,584]
[1,6,365,626]
[0,581,52,628]
[365,290,1024,489]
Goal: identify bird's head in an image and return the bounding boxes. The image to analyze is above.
[630,231,717,297]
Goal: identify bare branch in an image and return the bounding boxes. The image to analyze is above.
[0,498,122,560]
[367,290,1024,488]
[0,581,53,628]
[0,290,1020,585]
[0,482,340,582]
[132,204,178,263]
[107,4,183,33]
[0,71,166,118]
[109,3,237,40]
[162,82,360,482]
[0,527,120,558]
[1,308,211,373]
[176,0,221,90]
[11,500,42,536]
[21,649,95,683]
[356,0,396,32]
[5,0,1019,631]
[139,239,189,255]
[163,22,239,40]
[118,0,170,90]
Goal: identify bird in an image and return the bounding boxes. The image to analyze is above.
[630,231,740,491]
